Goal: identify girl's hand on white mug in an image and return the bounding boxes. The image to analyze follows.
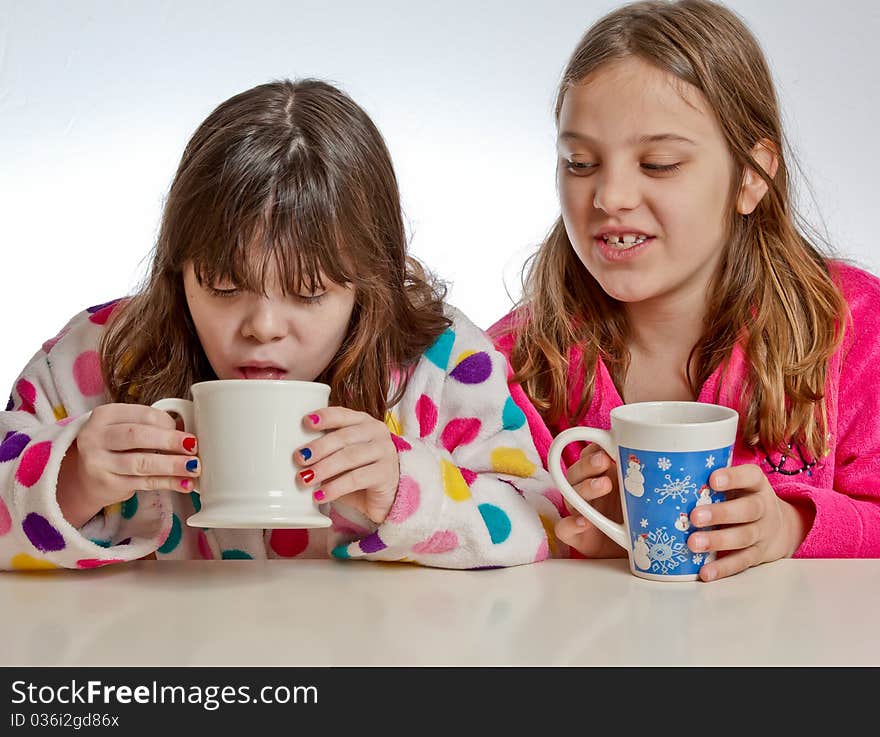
[294,407,399,524]
[686,464,812,582]
[554,442,626,558]
[57,403,201,527]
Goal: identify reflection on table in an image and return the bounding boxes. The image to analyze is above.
[2,558,877,666]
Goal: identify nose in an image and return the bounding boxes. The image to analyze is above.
[240,295,287,343]
[592,165,641,215]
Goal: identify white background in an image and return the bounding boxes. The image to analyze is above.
[2,0,878,394]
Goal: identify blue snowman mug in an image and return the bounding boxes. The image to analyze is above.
[548,402,739,581]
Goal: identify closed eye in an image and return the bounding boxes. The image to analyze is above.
[642,162,681,174]
[206,285,239,298]
[296,293,326,305]
[205,285,326,305]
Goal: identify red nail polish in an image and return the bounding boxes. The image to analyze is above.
[180,478,191,490]
[314,489,326,501]
[299,469,315,484]
[183,436,197,453]
[308,414,320,426]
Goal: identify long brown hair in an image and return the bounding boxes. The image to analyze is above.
[504,0,847,459]
[100,79,450,419]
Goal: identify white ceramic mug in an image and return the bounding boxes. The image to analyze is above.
[152,380,332,529]
[548,401,739,581]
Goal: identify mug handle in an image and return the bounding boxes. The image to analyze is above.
[547,427,627,549]
[151,398,195,436]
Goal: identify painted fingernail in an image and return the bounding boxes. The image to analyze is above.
[308,414,320,426]
[692,509,709,525]
[712,472,728,489]
[299,469,315,484]
[300,447,312,461]
[182,436,197,453]
[185,458,199,472]
[313,489,326,501]
[180,478,191,490]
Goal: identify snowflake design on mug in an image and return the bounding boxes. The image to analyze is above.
[646,527,689,574]
[654,474,696,504]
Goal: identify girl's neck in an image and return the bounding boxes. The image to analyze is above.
[623,289,706,362]
[619,290,707,404]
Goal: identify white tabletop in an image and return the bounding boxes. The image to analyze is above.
[2,558,878,666]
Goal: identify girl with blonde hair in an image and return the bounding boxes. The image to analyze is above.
[491,0,880,580]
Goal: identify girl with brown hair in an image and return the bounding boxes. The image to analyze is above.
[0,79,561,570]
[491,0,880,580]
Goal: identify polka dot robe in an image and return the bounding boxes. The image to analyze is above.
[0,300,565,570]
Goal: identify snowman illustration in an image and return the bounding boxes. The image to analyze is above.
[674,512,690,532]
[695,484,713,506]
[623,454,645,497]
[633,533,651,570]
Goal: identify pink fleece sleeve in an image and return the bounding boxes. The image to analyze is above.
[776,265,880,558]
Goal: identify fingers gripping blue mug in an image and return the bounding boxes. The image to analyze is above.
[548,402,739,582]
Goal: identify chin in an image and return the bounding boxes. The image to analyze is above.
[592,274,658,304]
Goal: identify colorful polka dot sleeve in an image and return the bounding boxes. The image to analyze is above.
[0,301,172,570]
[327,306,566,568]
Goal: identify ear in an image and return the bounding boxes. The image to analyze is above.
[736,138,779,215]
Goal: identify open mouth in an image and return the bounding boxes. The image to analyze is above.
[237,366,288,380]
[594,232,655,261]
[600,233,650,248]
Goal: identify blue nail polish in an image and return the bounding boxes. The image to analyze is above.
[186,459,198,472]
[300,447,312,461]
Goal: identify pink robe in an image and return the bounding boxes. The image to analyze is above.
[491,262,880,558]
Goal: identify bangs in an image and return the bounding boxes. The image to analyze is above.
[183,152,355,296]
